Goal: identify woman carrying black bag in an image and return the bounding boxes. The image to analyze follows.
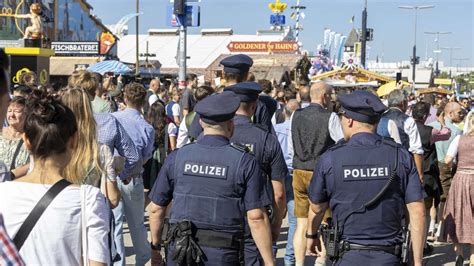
[144,102,169,193]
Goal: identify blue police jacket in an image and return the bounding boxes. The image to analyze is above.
[231,115,288,181]
[149,135,271,233]
[308,133,424,246]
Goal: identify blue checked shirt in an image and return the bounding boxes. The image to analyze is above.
[112,108,155,179]
[94,112,140,180]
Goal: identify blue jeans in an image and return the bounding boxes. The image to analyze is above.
[285,173,297,266]
[113,177,150,266]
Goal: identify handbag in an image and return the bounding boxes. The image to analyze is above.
[10,139,24,171]
[13,179,71,250]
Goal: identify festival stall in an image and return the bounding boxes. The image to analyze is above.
[310,64,393,88]
[417,87,454,95]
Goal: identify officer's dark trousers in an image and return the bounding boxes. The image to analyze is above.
[166,245,240,266]
[335,250,401,266]
[244,237,264,265]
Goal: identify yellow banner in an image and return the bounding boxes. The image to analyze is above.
[434,78,452,85]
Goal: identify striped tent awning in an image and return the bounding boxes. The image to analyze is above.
[87,60,132,75]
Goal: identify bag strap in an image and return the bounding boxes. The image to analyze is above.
[10,139,24,171]
[13,179,71,250]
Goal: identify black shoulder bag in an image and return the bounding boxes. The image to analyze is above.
[10,139,24,171]
[13,179,71,250]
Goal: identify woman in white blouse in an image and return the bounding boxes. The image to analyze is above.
[0,92,110,265]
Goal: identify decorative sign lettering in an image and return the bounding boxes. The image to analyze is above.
[227,41,299,53]
[51,42,99,55]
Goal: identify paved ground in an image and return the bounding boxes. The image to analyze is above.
[123,212,471,265]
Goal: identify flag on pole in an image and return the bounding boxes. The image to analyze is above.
[290,12,296,20]
[349,15,354,24]
[300,12,306,19]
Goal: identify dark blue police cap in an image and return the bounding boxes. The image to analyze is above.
[220,54,253,74]
[338,90,387,124]
[194,91,240,124]
[224,81,262,102]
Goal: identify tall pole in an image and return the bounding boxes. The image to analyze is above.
[425,31,451,77]
[291,0,305,44]
[412,8,417,87]
[295,0,301,43]
[441,47,461,78]
[135,0,139,77]
[399,5,435,88]
[178,16,187,90]
[361,0,367,68]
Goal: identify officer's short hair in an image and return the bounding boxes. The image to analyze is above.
[124,82,147,107]
[387,90,407,107]
[224,72,247,83]
[412,102,430,120]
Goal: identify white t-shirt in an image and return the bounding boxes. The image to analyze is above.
[176,120,189,148]
[148,94,159,106]
[168,122,178,137]
[0,182,110,265]
[171,103,181,117]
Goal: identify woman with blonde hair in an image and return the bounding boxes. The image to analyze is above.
[443,111,474,266]
[60,88,120,208]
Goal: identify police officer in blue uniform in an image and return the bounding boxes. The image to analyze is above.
[224,82,288,265]
[188,54,274,140]
[306,91,426,266]
[148,91,275,266]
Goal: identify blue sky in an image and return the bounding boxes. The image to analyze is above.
[88,0,473,66]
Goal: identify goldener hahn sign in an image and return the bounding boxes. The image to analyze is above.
[227,41,299,53]
[51,42,100,55]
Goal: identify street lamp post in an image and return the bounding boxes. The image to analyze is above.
[441,46,462,77]
[398,5,435,87]
[424,31,451,77]
[453,58,469,73]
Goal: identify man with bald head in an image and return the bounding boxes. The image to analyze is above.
[297,85,311,108]
[144,79,164,114]
[288,81,344,265]
[428,101,463,238]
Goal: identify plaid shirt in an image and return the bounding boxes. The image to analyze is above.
[94,113,140,180]
[0,214,24,266]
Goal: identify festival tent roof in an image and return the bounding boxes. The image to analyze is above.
[345,28,359,48]
[118,32,282,70]
[310,65,393,87]
[417,87,454,95]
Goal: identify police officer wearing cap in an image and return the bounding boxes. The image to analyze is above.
[148,91,275,266]
[188,54,274,140]
[224,82,288,265]
[306,90,426,266]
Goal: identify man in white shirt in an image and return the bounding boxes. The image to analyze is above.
[377,89,424,182]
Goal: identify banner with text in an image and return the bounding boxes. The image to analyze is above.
[227,41,299,53]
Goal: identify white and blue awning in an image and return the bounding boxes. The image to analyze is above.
[87,60,132,75]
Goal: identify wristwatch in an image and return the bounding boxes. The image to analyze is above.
[305,232,319,239]
[151,242,161,251]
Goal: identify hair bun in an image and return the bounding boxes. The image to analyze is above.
[26,90,64,123]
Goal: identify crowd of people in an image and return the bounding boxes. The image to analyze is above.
[0,48,472,266]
